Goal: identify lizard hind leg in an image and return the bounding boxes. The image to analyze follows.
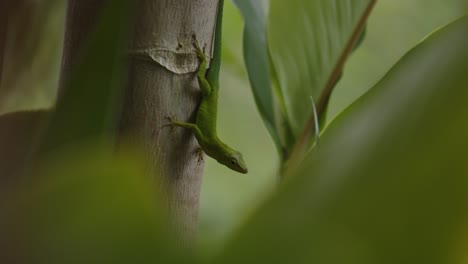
[194,147,205,162]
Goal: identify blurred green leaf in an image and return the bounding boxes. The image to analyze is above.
[231,0,284,154]
[213,16,468,264]
[39,0,133,153]
[268,0,375,152]
[0,0,65,114]
[1,144,188,264]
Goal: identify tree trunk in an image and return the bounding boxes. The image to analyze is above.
[119,0,219,245]
[58,0,218,246]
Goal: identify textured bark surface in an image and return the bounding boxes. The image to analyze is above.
[119,0,219,244]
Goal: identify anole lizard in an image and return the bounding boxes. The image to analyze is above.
[167,0,248,174]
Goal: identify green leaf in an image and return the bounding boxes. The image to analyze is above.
[1,144,189,263]
[268,0,375,149]
[231,0,284,154]
[213,16,468,263]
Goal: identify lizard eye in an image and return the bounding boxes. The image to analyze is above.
[230,159,237,165]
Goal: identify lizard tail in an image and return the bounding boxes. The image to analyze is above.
[206,0,224,86]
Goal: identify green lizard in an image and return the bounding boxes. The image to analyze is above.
[167,0,248,174]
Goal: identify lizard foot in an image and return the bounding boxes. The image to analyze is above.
[192,34,207,62]
[195,147,204,162]
[162,115,178,131]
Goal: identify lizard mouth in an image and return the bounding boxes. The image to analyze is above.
[238,167,248,174]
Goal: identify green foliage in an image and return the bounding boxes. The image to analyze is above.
[234,0,375,164]
[2,0,468,263]
[327,1,466,123]
[1,144,186,263]
[268,0,373,137]
[212,16,468,264]
[231,0,282,153]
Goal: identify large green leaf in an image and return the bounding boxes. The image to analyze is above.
[234,0,375,160]
[231,0,284,154]
[268,0,375,153]
[213,16,468,263]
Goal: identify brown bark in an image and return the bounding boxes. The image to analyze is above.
[119,0,219,245]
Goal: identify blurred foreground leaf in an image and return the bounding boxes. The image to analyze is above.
[213,16,468,264]
[39,0,133,153]
[0,144,187,264]
[0,0,134,186]
[0,0,65,114]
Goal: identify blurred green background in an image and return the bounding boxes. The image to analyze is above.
[2,0,465,253]
[200,0,466,250]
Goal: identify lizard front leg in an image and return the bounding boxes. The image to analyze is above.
[192,35,212,96]
[164,116,204,140]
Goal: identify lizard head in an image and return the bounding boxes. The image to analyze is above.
[223,151,248,174]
